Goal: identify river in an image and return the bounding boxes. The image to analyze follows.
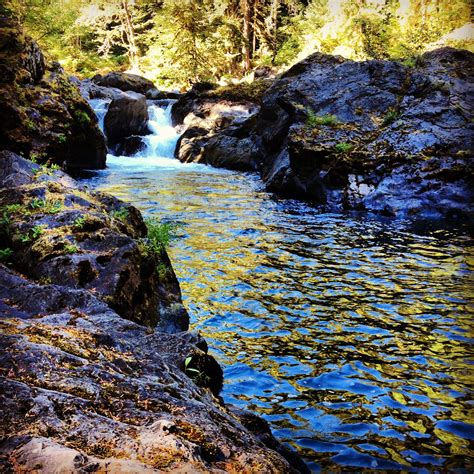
[84,101,474,471]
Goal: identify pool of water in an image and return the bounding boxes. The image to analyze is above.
[83,103,474,471]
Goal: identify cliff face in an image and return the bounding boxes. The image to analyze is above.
[0,17,106,170]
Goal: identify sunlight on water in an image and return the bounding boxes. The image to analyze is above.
[85,102,474,472]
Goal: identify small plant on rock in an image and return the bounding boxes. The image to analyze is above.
[109,207,129,222]
[144,218,180,253]
[335,142,353,153]
[63,243,79,254]
[73,215,86,229]
[0,248,13,262]
[306,109,340,127]
[74,110,91,126]
[382,109,400,126]
[28,198,63,214]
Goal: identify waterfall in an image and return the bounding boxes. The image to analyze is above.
[138,102,180,159]
[89,98,110,134]
[89,99,199,169]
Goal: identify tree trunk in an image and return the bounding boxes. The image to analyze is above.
[121,0,138,70]
[270,0,280,63]
[242,0,252,72]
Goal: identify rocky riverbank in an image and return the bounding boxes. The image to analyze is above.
[0,16,306,474]
[172,49,473,221]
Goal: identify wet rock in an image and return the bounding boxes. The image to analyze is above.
[115,135,146,157]
[104,91,149,154]
[0,17,106,170]
[92,71,155,95]
[172,89,261,169]
[193,48,473,220]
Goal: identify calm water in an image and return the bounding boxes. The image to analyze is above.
[84,104,474,471]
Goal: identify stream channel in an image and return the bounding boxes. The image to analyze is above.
[84,100,474,472]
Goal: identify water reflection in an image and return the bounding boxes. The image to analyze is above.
[83,162,474,471]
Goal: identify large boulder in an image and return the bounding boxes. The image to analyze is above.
[92,71,155,94]
[258,48,474,219]
[104,91,149,154]
[0,17,106,170]
[0,151,185,330]
[188,49,473,220]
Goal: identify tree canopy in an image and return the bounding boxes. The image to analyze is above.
[4,0,473,88]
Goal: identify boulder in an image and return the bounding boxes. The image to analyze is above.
[0,17,106,170]
[0,151,185,329]
[0,266,300,473]
[116,135,147,156]
[104,91,149,154]
[92,71,155,94]
[263,48,474,219]
[188,48,473,220]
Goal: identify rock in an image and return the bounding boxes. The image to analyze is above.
[0,151,305,473]
[104,91,149,154]
[0,266,299,473]
[116,135,146,156]
[92,71,155,95]
[0,17,106,170]
[204,134,260,171]
[0,151,185,329]
[190,48,473,220]
[171,87,261,169]
[145,87,164,100]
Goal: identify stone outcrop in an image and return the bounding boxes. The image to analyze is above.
[0,17,106,170]
[173,49,473,221]
[0,151,305,473]
[0,151,186,331]
[171,81,270,169]
[104,91,150,154]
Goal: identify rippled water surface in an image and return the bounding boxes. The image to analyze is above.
[84,105,474,471]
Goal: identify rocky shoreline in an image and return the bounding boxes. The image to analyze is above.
[171,49,473,222]
[0,16,307,473]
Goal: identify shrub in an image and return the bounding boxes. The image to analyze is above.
[144,218,180,253]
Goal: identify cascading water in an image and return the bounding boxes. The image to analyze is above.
[84,100,474,472]
[90,99,201,170]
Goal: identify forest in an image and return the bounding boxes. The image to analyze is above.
[5,0,473,88]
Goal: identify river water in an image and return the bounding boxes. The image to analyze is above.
[85,102,474,471]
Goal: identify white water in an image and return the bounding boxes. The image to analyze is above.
[90,100,210,171]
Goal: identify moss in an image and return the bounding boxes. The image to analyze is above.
[74,109,91,126]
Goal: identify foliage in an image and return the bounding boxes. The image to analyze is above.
[73,215,86,229]
[63,243,79,254]
[0,248,13,262]
[8,0,473,87]
[109,207,129,222]
[335,142,353,153]
[144,218,180,253]
[383,109,401,126]
[29,198,63,214]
